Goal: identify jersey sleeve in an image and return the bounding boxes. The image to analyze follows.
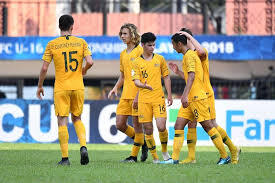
[185,53,196,73]
[161,56,169,77]
[131,59,140,81]
[83,40,92,57]
[42,42,53,63]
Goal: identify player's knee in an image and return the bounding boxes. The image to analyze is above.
[188,121,197,128]
[157,126,166,132]
[116,122,126,132]
[71,114,81,123]
[134,135,144,145]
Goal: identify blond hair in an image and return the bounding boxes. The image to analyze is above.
[119,23,140,46]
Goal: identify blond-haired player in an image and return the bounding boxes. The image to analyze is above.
[36,15,93,165]
[132,32,173,163]
[108,23,148,162]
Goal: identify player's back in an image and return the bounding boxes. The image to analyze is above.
[44,36,90,92]
[199,48,214,97]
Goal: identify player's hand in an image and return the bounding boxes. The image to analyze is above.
[132,98,138,109]
[181,95,188,108]
[36,87,44,100]
[108,88,118,99]
[143,81,153,90]
[177,31,191,38]
[168,62,179,74]
[82,69,87,75]
[167,94,173,106]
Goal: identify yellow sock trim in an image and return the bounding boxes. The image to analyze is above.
[58,126,69,158]
[172,130,184,160]
[217,126,236,152]
[159,129,168,153]
[73,120,86,147]
[125,126,135,139]
[145,134,158,160]
[208,127,228,158]
[187,128,196,160]
[131,133,144,157]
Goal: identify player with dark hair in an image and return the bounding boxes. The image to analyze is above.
[168,28,240,164]
[160,33,230,165]
[36,14,93,166]
[132,32,173,163]
[108,23,148,162]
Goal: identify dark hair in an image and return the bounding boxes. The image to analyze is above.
[59,15,74,31]
[171,33,187,45]
[180,27,193,36]
[141,32,156,44]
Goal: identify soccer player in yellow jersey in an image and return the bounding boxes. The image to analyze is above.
[160,33,230,165]
[171,28,240,164]
[36,15,93,166]
[132,32,173,163]
[108,23,148,162]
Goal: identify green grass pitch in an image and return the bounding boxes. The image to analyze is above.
[0,143,274,183]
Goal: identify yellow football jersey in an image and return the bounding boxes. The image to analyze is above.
[198,48,214,97]
[120,45,143,99]
[132,53,169,103]
[42,36,91,92]
[182,50,208,102]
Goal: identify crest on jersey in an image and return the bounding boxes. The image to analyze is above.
[131,57,135,61]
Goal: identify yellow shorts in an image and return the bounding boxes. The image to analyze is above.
[116,99,138,116]
[177,98,211,123]
[208,95,216,120]
[138,100,167,123]
[54,90,84,117]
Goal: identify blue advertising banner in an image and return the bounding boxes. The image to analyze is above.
[0,36,274,61]
[0,99,274,146]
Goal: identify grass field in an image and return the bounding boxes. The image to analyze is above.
[0,144,274,183]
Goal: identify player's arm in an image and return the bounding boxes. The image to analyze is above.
[133,79,152,90]
[168,62,185,80]
[36,61,50,99]
[132,91,139,109]
[179,31,206,61]
[82,55,94,75]
[107,72,124,99]
[163,75,173,106]
[181,72,195,108]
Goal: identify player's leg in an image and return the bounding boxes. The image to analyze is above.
[212,119,240,164]
[122,115,144,162]
[182,121,197,164]
[116,99,135,139]
[209,95,240,164]
[143,122,159,163]
[71,89,89,165]
[192,98,230,164]
[139,102,159,163]
[153,100,170,161]
[54,90,70,165]
[160,106,193,164]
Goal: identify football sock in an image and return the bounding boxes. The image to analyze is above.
[58,126,69,158]
[125,125,135,139]
[159,129,168,153]
[172,130,184,160]
[187,128,197,160]
[208,127,228,158]
[217,126,237,152]
[145,134,159,160]
[73,120,86,147]
[131,133,144,157]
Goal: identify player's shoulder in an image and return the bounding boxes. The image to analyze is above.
[153,53,165,61]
